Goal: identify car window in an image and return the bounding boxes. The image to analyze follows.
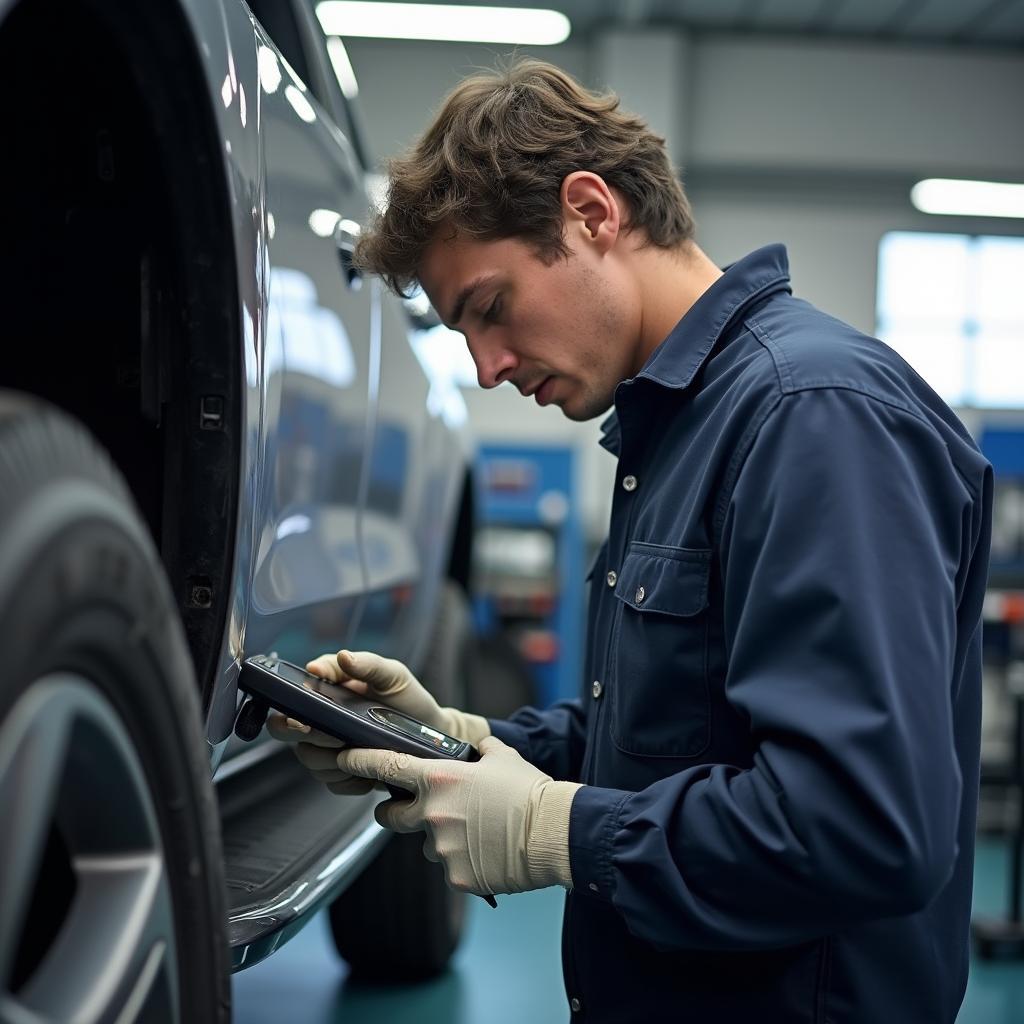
[246,0,318,103]
[247,0,371,169]
[300,0,373,170]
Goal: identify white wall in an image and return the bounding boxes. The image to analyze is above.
[347,37,590,162]
[689,36,1024,177]
[689,183,1024,337]
[343,31,1024,539]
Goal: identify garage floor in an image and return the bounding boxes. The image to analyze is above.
[233,838,1024,1023]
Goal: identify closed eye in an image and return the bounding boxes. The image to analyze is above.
[481,295,502,324]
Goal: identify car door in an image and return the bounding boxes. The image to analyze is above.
[355,293,452,668]
[291,8,455,670]
[244,0,377,665]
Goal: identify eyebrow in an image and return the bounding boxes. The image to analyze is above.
[447,275,496,328]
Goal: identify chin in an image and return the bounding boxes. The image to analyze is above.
[562,391,613,423]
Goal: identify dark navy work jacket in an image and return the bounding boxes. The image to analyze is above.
[490,245,992,1023]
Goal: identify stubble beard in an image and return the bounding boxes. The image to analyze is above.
[557,263,632,422]
[562,382,616,422]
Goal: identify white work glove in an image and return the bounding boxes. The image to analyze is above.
[337,734,583,896]
[266,649,491,795]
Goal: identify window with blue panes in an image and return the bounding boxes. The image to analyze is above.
[876,232,1024,408]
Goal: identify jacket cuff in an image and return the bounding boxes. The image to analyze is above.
[528,781,583,889]
[567,783,632,903]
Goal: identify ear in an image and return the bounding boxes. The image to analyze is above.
[560,171,620,254]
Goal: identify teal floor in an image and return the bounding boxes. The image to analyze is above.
[960,838,1024,1023]
[233,838,1024,1023]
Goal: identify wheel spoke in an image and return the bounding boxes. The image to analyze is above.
[112,939,170,1024]
[0,677,179,1022]
[18,853,175,1024]
[0,687,76,984]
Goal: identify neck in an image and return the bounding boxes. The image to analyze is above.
[632,242,723,374]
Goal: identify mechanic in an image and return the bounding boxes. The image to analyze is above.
[270,59,992,1023]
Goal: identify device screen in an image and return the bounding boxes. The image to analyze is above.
[272,660,359,707]
[272,659,319,688]
[368,707,464,754]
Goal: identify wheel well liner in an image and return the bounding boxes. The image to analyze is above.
[0,0,242,706]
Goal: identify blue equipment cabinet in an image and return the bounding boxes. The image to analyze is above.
[973,426,1024,960]
[981,428,1024,587]
[473,444,584,709]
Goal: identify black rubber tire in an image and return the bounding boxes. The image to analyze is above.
[328,581,471,982]
[0,394,230,1021]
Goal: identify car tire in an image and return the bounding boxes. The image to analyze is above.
[327,581,471,982]
[0,394,230,1022]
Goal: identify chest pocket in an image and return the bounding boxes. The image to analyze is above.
[609,542,711,758]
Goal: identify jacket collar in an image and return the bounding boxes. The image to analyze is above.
[599,244,792,455]
[599,410,621,455]
[638,243,791,390]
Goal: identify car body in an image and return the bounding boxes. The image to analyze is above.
[0,0,476,992]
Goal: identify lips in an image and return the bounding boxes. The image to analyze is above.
[519,376,547,397]
[535,377,555,406]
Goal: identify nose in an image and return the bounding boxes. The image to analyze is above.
[466,333,518,390]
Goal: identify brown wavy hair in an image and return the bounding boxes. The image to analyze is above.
[355,58,695,297]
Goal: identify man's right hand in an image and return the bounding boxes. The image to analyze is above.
[266,649,491,794]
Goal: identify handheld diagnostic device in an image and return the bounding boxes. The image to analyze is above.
[235,655,498,908]
[236,655,499,905]
[236,655,481,763]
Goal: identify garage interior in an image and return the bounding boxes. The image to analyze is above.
[2,0,1023,1020]
[228,1,1024,1022]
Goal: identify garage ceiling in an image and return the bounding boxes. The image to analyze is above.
[438,0,1024,48]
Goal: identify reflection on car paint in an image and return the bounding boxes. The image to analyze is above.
[269,267,356,386]
[200,4,471,759]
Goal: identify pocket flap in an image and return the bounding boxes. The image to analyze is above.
[615,543,711,616]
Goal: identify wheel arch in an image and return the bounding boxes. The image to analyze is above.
[0,0,244,707]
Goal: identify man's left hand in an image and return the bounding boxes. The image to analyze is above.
[336,736,583,896]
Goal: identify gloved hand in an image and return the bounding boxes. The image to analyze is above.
[336,734,583,896]
[266,649,491,795]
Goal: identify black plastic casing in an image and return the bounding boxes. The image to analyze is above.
[238,655,479,762]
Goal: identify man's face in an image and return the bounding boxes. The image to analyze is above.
[417,228,642,422]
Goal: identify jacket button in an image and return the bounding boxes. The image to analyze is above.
[622,474,638,492]
[635,585,645,604]
[592,680,603,699]
[606,570,617,587]
[571,998,582,1013]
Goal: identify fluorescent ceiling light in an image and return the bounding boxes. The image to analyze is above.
[257,45,282,94]
[326,37,359,98]
[309,211,362,238]
[309,208,341,237]
[277,514,312,539]
[285,84,317,123]
[316,1,571,45]
[911,178,1024,219]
